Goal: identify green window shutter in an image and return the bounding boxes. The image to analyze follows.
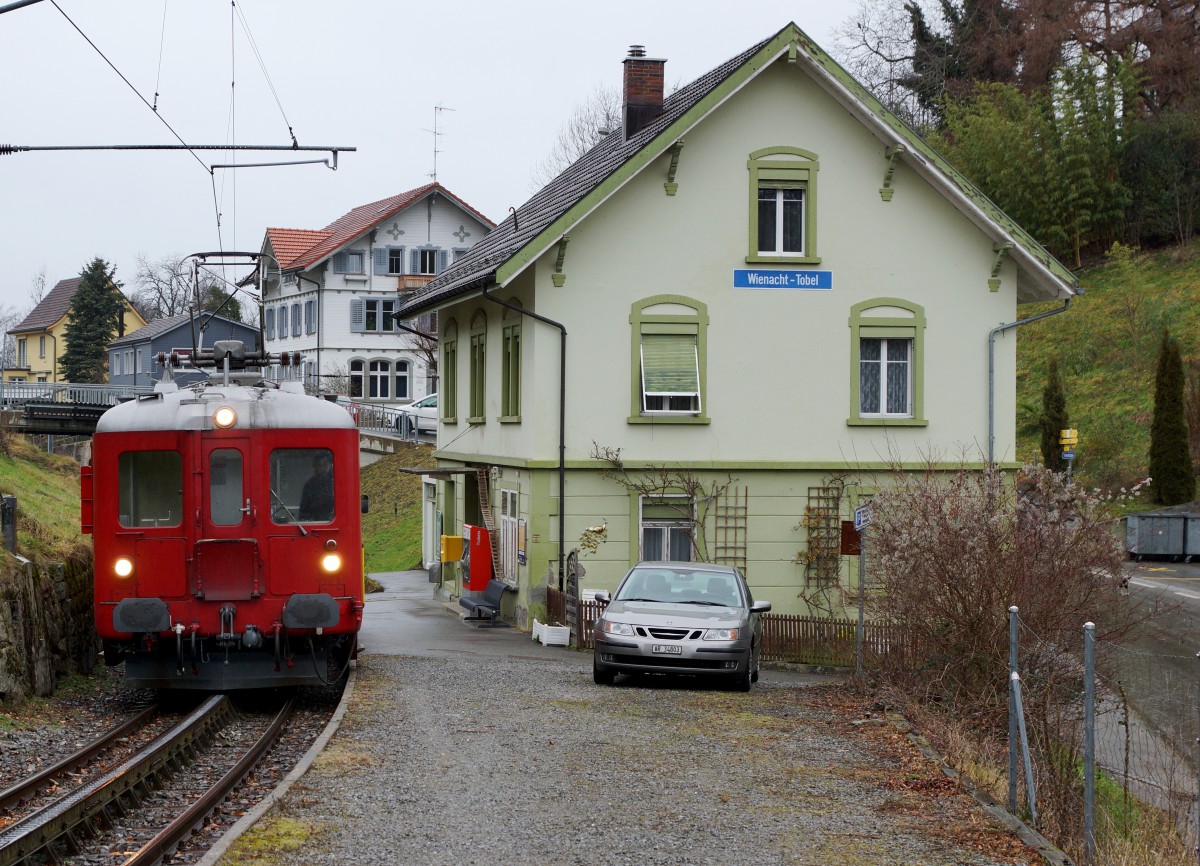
[641,334,699,396]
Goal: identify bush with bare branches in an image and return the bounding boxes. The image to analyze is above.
[866,463,1132,723]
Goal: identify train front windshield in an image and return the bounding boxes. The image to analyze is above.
[118,451,183,528]
[270,448,335,524]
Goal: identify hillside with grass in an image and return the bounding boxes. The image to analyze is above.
[0,433,89,565]
[359,442,435,573]
[1015,243,1200,491]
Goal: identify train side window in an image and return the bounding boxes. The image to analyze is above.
[270,448,335,524]
[118,451,183,528]
[209,449,244,526]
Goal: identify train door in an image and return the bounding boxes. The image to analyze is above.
[193,439,262,600]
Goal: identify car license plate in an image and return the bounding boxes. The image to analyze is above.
[652,644,682,655]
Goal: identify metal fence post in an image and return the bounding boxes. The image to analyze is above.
[856,531,866,678]
[1009,605,1019,814]
[1084,621,1096,866]
[0,495,15,553]
[1011,671,1038,827]
[1195,651,1200,866]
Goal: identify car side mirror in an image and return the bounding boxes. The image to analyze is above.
[594,590,611,606]
[360,495,369,514]
[750,600,771,613]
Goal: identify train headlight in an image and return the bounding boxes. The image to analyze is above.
[214,406,237,428]
[321,552,343,573]
[114,557,134,578]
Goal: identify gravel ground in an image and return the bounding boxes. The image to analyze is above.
[213,654,1042,866]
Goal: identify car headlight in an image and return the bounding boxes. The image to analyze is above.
[603,620,634,636]
[703,627,739,641]
[114,557,134,578]
[321,553,343,573]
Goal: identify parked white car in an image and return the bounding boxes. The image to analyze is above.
[396,393,437,436]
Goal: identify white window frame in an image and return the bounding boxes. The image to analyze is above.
[419,249,438,275]
[394,360,410,399]
[364,298,396,333]
[368,360,391,399]
[500,488,518,581]
[638,494,694,562]
[387,248,405,275]
[859,337,913,418]
[757,187,806,256]
[640,337,701,415]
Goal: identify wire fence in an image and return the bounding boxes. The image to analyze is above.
[1011,609,1198,865]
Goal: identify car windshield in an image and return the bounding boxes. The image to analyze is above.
[614,567,743,607]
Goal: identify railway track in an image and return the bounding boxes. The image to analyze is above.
[0,693,296,866]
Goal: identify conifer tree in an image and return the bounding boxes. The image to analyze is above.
[1149,328,1196,505]
[1039,356,1069,472]
[60,258,123,384]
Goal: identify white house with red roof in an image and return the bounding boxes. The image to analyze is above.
[259,182,494,405]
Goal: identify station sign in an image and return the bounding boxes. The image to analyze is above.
[733,269,832,290]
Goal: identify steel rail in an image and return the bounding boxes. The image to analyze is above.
[124,694,297,866]
[0,695,232,866]
[0,705,158,812]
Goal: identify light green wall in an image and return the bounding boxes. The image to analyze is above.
[437,57,1023,468]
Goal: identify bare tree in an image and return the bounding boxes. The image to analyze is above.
[409,313,438,392]
[130,254,192,320]
[529,85,622,189]
[27,267,47,308]
[831,0,933,127]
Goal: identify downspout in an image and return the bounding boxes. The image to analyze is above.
[987,298,1072,465]
[480,285,568,589]
[297,273,321,391]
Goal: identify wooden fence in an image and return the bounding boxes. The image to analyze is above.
[546,587,901,666]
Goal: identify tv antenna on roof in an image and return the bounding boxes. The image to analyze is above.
[423,104,454,182]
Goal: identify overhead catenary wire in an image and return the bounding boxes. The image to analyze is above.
[232,0,298,147]
[152,0,169,112]
[45,0,227,256]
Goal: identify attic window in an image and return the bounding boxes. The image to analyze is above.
[332,250,366,274]
[746,146,820,265]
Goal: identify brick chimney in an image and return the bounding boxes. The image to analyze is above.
[623,45,665,140]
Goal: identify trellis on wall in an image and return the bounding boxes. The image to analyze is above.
[713,485,748,576]
[802,485,842,583]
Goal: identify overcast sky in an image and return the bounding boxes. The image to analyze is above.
[0,1,851,314]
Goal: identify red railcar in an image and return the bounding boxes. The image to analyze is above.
[83,341,364,690]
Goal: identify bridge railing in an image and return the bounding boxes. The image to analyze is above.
[0,381,149,407]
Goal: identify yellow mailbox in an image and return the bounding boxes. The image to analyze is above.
[440,534,465,562]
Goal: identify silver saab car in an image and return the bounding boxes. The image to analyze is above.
[592,562,771,691]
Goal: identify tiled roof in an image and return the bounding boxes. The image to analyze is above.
[109,311,249,346]
[399,22,1077,314]
[11,277,83,333]
[400,37,771,314]
[273,183,496,272]
[266,228,334,270]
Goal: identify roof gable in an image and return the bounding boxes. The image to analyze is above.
[266,228,334,270]
[11,277,83,333]
[403,23,1076,315]
[274,183,496,272]
[109,311,253,347]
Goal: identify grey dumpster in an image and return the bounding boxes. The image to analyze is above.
[1126,513,1187,559]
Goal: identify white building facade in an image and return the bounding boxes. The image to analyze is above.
[259,183,494,404]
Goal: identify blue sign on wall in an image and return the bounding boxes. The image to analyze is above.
[733,269,832,290]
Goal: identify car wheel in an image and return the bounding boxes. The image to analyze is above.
[750,645,760,683]
[731,651,752,692]
[593,659,616,685]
